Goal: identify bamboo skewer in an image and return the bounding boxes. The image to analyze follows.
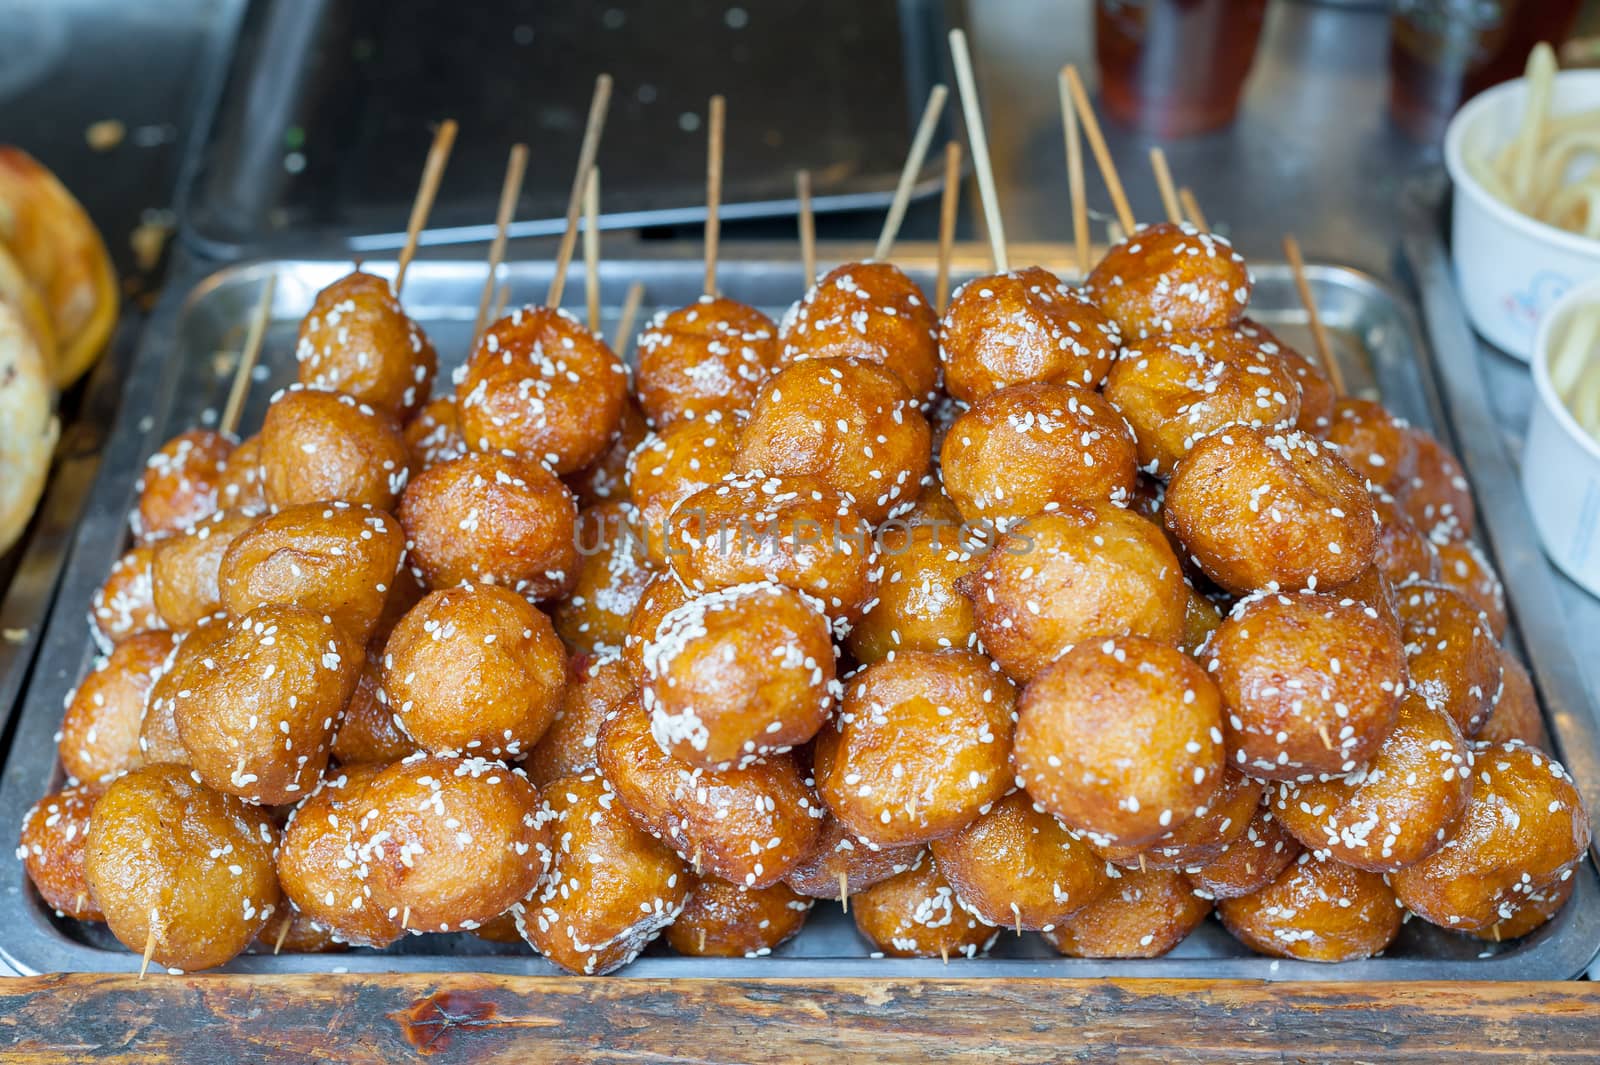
[874,84,950,261]
[272,915,293,955]
[838,871,850,914]
[936,140,963,313]
[1150,147,1183,225]
[949,29,1007,272]
[394,118,458,295]
[548,74,615,310]
[584,166,602,334]
[491,281,510,323]
[1064,66,1137,237]
[1282,234,1346,396]
[1058,70,1090,278]
[220,273,276,439]
[612,281,645,357]
[473,143,528,341]
[1179,187,1210,233]
[796,169,817,290]
[139,910,158,980]
[703,95,726,297]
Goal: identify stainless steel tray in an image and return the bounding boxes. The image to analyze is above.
[4,247,1598,980]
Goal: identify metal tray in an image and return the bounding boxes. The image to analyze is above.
[4,247,1598,980]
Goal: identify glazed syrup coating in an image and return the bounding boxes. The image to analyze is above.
[781,815,922,899]
[1084,222,1252,340]
[355,754,551,934]
[1217,852,1402,962]
[1202,589,1407,781]
[643,582,839,769]
[960,503,1189,683]
[1432,536,1508,640]
[1470,877,1573,942]
[277,765,402,948]
[666,473,880,633]
[515,771,688,975]
[381,583,567,759]
[779,261,941,403]
[845,521,980,665]
[218,435,267,513]
[939,381,1138,526]
[665,875,812,958]
[850,852,998,959]
[402,396,468,477]
[1237,320,1336,438]
[58,628,177,784]
[398,450,579,600]
[930,790,1112,930]
[18,782,104,920]
[1044,867,1211,958]
[330,652,418,766]
[218,502,405,647]
[84,764,280,972]
[1324,397,1416,494]
[1163,427,1380,596]
[1014,636,1225,849]
[1390,741,1590,932]
[734,356,932,524]
[253,904,345,954]
[91,544,163,649]
[173,605,361,805]
[1477,650,1548,749]
[152,509,260,630]
[637,296,780,426]
[1103,328,1301,477]
[1180,585,1224,657]
[1096,767,1264,871]
[1185,805,1302,901]
[1370,487,1441,590]
[552,501,657,655]
[937,266,1121,402]
[596,695,824,888]
[456,304,628,474]
[139,620,227,766]
[1396,581,1502,737]
[133,429,233,543]
[1398,429,1476,540]
[814,650,1016,848]
[567,396,649,508]
[1272,692,1472,872]
[523,651,634,788]
[258,385,410,511]
[626,413,741,566]
[295,270,437,421]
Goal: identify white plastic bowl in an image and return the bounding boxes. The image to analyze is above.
[1524,275,1600,599]
[1445,70,1600,361]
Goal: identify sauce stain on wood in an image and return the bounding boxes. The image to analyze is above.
[390,990,501,1054]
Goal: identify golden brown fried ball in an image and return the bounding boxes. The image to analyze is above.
[1324,397,1416,493]
[938,266,1120,402]
[566,396,648,508]
[277,764,402,948]
[780,261,941,403]
[1185,806,1301,901]
[1217,853,1401,962]
[91,544,164,650]
[1044,867,1211,958]
[624,572,694,685]
[552,501,656,654]
[18,782,104,920]
[523,651,634,787]
[1180,585,1224,657]
[218,434,267,513]
[259,385,409,510]
[1470,878,1573,942]
[1399,430,1476,540]
[138,620,226,766]
[1432,536,1507,639]
[456,304,628,474]
[151,509,259,630]
[851,852,998,959]
[133,429,232,542]
[781,815,922,900]
[1084,222,1252,339]
[637,297,779,426]
[846,521,979,665]
[1477,650,1548,749]
[665,875,812,957]
[253,903,344,955]
[1370,487,1441,589]
[815,650,1015,848]
[1096,767,1263,871]
[329,652,417,767]
[1238,321,1335,437]
[627,413,741,566]
[401,395,467,476]
[1396,581,1502,736]
[58,629,177,784]
[295,270,437,421]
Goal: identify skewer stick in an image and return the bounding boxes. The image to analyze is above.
[949,30,1007,272]
[703,95,726,297]
[491,281,510,323]
[473,143,529,341]
[1317,722,1336,752]
[874,84,950,261]
[395,119,459,295]
[611,281,645,356]
[838,870,850,913]
[939,944,950,965]
[139,909,158,980]
[1179,187,1210,233]
[1282,234,1347,396]
[273,914,293,955]
[1011,902,1023,937]
[698,928,708,954]
[935,141,963,312]
[1149,147,1183,225]
[1058,70,1090,278]
[796,170,817,290]
[220,273,276,439]
[1138,853,1147,874]
[584,166,602,334]
[548,74,615,310]
[1064,66,1137,237]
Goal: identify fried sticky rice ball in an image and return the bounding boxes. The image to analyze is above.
[58,629,177,784]
[151,509,259,630]
[1044,867,1211,958]
[1390,741,1589,932]
[456,304,628,474]
[1186,806,1302,901]
[259,385,409,510]
[1217,852,1402,962]
[846,521,979,665]
[815,650,1015,848]
[624,572,694,685]
[930,790,1111,931]
[355,754,550,934]
[84,764,280,971]
[277,764,402,947]
[1103,328,1301,477]
[1477,650,1548,749]
[553,501,656,655]
[401,395,467,476]
[1470,877,1573,942]
[627,413,741,566]
[1323,397,1414,493]
[1398,429,1476,540]
[18,782,104,920]
[666,875,812,957]
[295,269,437,421]
[1096,767,1263,871]
[398,450,578,599]
[939,381,1137,526]
[523,651,634,787]
[1272,692,1471,872]
[938,266,1120,402]
[514,771,687,974]
[782,815,923,900]
[138,620,226,765]
[566,396,648,508]
[851,852,998,959]
[218,502,404,646]
[637,296,779,426]
[173,605,360,804]
[253,903,344,954]
[1432,536,1507,639]
[1238,320,1336,437]
[734,356,931,524]
[218,434,267,512]
[133,429,233,542]
[779,261,941,402]
[596,695,824,887]
[1202,589,1406,780]
[960,503,1188,683]
[643,582,838,769]
[1396,581,1502,736]
[91,544,163,649]
[329,652,418,766]
[1180,585,1224,657]
[1370,487,1441,589]
[381,583,566,758]
[1084,222,1252,339]
[1164,427,1379,595]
